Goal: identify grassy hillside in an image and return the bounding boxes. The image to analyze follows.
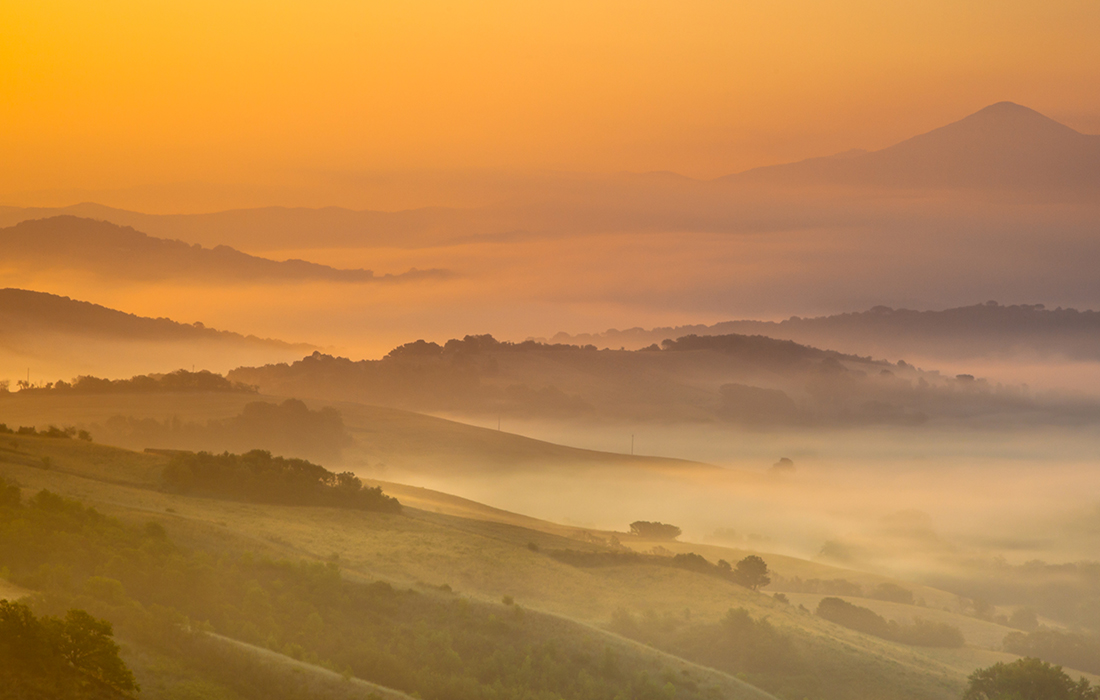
[0,390,724,477]
[1,434,1083,699]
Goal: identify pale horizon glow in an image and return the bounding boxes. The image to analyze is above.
[3,1,1100,212]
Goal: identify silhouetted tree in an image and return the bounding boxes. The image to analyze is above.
[0,600,137,695]
[963,658,1098,700]
[44,609,137,692]
[733,555,771,590]
[629,521,682,539]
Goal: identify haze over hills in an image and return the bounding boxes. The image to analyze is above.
[10,1,1100,695]
[226,333,1095,429]
[0,103,1096,254]
[0,288,314,379]
[0,288,310,347]
[543,302,1100,362]
[0,216,448,282]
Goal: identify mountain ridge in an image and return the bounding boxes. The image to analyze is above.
[724,102,1100,190]
[0,287,314,349]
[541,301,1100,362]
[0,216,449,282]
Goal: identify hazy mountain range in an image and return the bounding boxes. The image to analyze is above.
[543,302,1100,362]
[0,216,447,282]
[0,103,1095,255]
[727,102,1100,191]
[0,288,313,379]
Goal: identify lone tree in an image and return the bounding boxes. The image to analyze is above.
[0,600,137,695]
[629,521,682,540]
[963,658,1098,700]
[733,555,771,590]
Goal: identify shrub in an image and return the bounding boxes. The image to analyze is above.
[629,521,682,539]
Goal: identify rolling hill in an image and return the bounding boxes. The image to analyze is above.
[544,301,1100,362]
[226,333,1098,428]
[0,288,314,379]
[1,432,1096,700]
[0,216,447,282]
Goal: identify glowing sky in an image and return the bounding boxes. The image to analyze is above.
[3,1,1099,211]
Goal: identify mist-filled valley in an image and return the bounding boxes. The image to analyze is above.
[5,8,1100,697]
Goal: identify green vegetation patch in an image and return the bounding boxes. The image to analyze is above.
[162,449,401,512]
[0,599,136,698]
[816,597,964,647]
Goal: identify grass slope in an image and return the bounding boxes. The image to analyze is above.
[7,434,1089,698]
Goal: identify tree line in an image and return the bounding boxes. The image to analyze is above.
[549,549,772,590]
[0,423,92,441]
[161,449,401,513]
[8,369,257,395]
[815,596,964,647]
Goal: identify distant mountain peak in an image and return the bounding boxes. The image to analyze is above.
[726,101,1099,190]
[923,101,1082,139]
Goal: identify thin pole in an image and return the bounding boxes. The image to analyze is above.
[631,434,634,455]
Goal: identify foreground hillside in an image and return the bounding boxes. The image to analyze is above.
[2,434,1095,699]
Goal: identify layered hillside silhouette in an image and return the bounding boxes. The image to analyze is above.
[545,302,1100,361]
[0,288,309,348]
[228,333,1089,427]
[0,216,447,282]
[0,288,313,378]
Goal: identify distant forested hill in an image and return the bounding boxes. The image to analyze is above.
[228,333,1089,428]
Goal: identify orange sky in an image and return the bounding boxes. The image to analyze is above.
[3,0,1100,212]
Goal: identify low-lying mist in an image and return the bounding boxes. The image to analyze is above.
[362,419,1100,581]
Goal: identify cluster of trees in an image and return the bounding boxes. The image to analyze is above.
[549,548,772,590]
[161,449,401,512]
[0,478,714,700]
[771,576,921,605]
[0,600,136,698]
[385,335,599,358]
[0,423,92,441]
[103,398,353,462]
[12,369,257,394]
[964,658,1098,700]
[816,597,964,647]
[628,521,682,539]
[1003,628,1100,676]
